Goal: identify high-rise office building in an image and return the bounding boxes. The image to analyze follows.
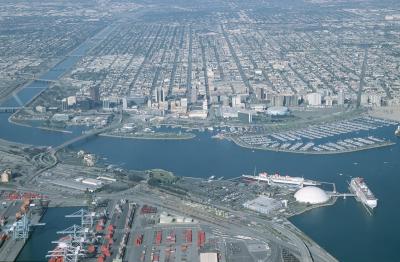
[90,85,100,101]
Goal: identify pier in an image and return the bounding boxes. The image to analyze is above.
[0,107,22,113]
[330,193,356,199]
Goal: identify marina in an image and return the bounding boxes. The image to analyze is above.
[237,117,398,154]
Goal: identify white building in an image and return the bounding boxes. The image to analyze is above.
[254,69,263,76]
[180,98,188,110]
[250,104,266,112]
[122,97,128,110]
[1,169,11,183]
[188,110,207,119]
[307,93,322,106]
[219,106,238,118]
[200,253,218,262]
[188,99,208,119]
[369,95,381,106]
[360,94,369,105]
[232,95,244,108]
[97,176,117,182]
[337,90,345,105]
[83,154,96,167]
[294,186,330,204]
[266,106,289,116]
[202,99,208,111]
[159,212,195,224]
[325,96,333,106]
[52,113,69,122]
[67,96,77,106]
[81,178,103,187]
[103,99,111,110]
[35,105,47,113]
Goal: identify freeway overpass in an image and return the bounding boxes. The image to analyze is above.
[26,120,121,183]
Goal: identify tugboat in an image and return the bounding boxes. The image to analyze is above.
[395,125,400,137]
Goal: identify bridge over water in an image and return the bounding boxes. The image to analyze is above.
[27,121,121,183]
[52,124,117,152]
[52,111,122,152]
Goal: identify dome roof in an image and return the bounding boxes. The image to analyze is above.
[294,186,329,204]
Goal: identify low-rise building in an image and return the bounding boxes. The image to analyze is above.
[52,113,70,122]
[1,169,12,183]
[200,252,218,262]
[243,195,282,215]
[81,178,103,187]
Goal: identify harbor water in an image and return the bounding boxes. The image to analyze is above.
[16,207,81,262]
[0,113,399,261]
[2,20,396,261]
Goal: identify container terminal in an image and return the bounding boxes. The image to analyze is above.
[0,178,341,262]
[0,138,375,262]
[0,140,361,262]
[44,199,260,262]
[0,191,49,262]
